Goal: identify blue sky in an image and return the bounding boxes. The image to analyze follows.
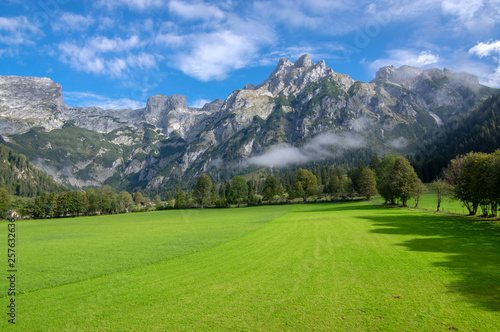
[1,0,499,110]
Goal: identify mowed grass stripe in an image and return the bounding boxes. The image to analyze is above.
[5,202,500,331]
[2,206,291,295]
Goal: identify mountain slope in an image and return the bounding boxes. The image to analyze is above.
[412,93,500,182]
[0,143,67,196]
[0,55,497,193]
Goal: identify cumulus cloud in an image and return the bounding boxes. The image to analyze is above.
[58,35,158,78]
[174,30,261,81]
[0,16,42,47]
[469,40,500,58]
[248,131,365,167]
[160,2,275,82]
[468,40,500,87]
[64,91,146,109]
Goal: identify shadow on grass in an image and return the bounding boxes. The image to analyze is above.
[363,211,500,312]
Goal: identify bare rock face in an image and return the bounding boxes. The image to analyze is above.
[142,94,218,141]
[258,54,354,97]
[0,76,67,134]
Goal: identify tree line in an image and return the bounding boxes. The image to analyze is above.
[0,154,428,220]
[0,185,158,220]
[6,150,498,220]
[176,154,425,209]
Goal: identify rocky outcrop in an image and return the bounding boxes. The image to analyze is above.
[0,76,67,134]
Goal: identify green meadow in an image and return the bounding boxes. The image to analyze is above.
[1,201,499,331]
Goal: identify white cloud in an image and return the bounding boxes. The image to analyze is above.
[155,33,185,47]
[253,0,357,33]
[90,35,142,52]
[160,1,275,82]
[415,51,440,66]
[248,144,310,167]
[469,40,500,58]
[387,137,408,149]
[0,16,42,47]
[369,49,440,73]
[441,0,499,33]
[58,35,157,78]
[168,0,226,21]
[174,30,262,81]
[52,12,94,32]
[468,40,500,87]
[248,131,365,167]
[191,98,211,108]
[64,91,146,109]
[96,0,164,11]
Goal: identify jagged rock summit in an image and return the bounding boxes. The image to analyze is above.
[0,75,67,134]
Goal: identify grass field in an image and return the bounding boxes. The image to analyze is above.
[1,201,499,331]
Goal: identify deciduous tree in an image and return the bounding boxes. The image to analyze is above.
[359,168,378,200]
[293,168,317,201]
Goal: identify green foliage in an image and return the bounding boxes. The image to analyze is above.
[414,94,500,182]
[174,185,186,209]
[193,174,213,208]
[359,168,378,200]
[429,179,452,212]
[0,187,11,219]
[347,162,365,193]
[287,181,305,200]
[0,144,66,196]
[230,175,247,205]
[262,174,284,202]
[445,151,500,216]
[117,191,133,213]
[293,168,317,201]
[377,155,424,206]
[133,192,144,205]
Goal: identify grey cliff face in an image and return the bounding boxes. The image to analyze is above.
[0,76,67,134]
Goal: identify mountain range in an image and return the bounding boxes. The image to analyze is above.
[0,55,497,195]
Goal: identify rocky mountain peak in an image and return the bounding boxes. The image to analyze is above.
[201,99,224,112]
[294,54,314,68]
[277,58,294,68]
[0,75,67,134]
[443,68,479,85]
[165,94,188,110]
[373,65,423,84]
[257,55,354,97]
[373,65,480,88]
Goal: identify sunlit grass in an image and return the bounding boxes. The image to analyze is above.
[1,202,499,331]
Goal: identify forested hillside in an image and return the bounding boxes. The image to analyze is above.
[413,94,500,182]
[0,144,67,196]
